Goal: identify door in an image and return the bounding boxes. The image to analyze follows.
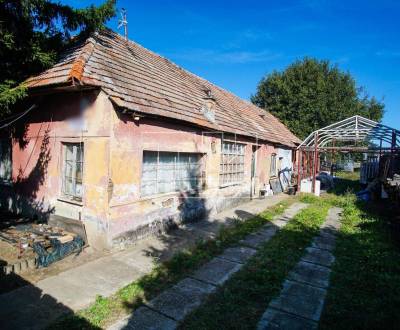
[251,145,258,198]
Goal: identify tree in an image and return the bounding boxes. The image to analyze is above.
[251,58,384,140]
[0,0,116,116]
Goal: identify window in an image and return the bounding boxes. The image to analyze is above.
[220,141,245,185]
[270,153,277,177]
[62,143,84,200]
[141,151,203,196]
[0,139,12,183]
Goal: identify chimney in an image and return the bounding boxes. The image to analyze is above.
[201,88,216,123]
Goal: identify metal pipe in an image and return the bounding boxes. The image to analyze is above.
[312,132,318,193]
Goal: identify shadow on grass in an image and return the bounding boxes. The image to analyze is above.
[49,199,290,329]
[319,197,400,329]
[178,203,328,330]
[318,173,400,329]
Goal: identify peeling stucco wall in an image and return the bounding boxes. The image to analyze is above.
[0,91,289,250]
[107,107,279,248]
[0,90,113,250]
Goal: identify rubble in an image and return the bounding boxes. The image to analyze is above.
[0,222,84,274]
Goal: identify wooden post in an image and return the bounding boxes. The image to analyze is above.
[297,149,301,188]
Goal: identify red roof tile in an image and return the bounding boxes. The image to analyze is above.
[26,29,300,147]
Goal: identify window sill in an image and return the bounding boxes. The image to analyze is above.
[57,197,83,206]
[219,182,244,188]
[139,189,201,201]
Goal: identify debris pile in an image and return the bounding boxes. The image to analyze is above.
[0,223,84,270]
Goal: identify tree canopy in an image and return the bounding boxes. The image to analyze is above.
[0,0,116,116]
[251,58,384,140]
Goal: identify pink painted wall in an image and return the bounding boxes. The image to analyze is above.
[1,90,290,249]
[1,90,113,249]
[107,108,279,245]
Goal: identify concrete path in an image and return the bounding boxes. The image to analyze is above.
[108,202,308,330]
[257,207,343,330]
[0,194,289,330]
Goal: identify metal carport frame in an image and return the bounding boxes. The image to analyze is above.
[296,115,400,192]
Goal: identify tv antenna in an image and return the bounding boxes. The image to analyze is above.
[118,8,128,40]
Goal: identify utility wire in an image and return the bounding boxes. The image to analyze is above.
[0,104,36,129]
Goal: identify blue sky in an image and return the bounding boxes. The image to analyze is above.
[65,0,399,128]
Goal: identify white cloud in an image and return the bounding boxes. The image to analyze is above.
[167,48,282,64]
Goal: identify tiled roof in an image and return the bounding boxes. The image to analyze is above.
[26,29,300,147]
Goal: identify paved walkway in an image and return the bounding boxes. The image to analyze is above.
[108,202,308,330]
[0,194,289,330]
[257,207,343,330]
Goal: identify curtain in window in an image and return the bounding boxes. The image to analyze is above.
[63,143,84,199]
[141,151,202,196]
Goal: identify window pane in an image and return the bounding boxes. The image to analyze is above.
[220,141,245,185]
[141,151,202,196]
[65,144,74,161]
[62,143,84,199]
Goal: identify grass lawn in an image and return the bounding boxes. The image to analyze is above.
[49,199,294,329]
[319,176,400,329]
[181,172,400,330]
[179,197,330,330]
[50,172,400,329]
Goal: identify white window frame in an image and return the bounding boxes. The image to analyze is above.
[219,141,245,186]
[141,151,203,197]
[61,142,84,201]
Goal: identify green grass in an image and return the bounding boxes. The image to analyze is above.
[179,199,330,330]
[50,172,400,329]
[49,199,294,329]
[319,193,400,329]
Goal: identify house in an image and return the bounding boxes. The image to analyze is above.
[0,29,300,250]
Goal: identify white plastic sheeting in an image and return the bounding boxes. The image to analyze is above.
[277,148,293,191]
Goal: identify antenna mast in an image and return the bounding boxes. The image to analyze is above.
[118,8,128,40]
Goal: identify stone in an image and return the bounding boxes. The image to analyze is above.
[257,308,318,330]
[281,202,308,218]
[311,235,336,251]
[287,261,331,288]
[12,262,21,274]
[269,280,327,321]
[271,219,289,228]
[108,306,177,330]
[301,247,335,267]
[322,219,341,231]
[318,230,336,241]
[217,246,257,264]
[20,260,28,272]
[27,258,37,269]
[240,231,272,249]
[190,257,242,286]
[147,278,215,321]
